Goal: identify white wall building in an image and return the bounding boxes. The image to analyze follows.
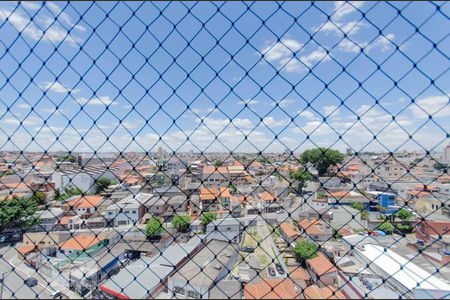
[52,165,119,193]
[353,243,450,299]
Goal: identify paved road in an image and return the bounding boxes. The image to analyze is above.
[256,220,288,278]
[0,248,53,299]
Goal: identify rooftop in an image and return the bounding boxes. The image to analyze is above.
[355,243,450,293]
[170,239,237,289]
[58,235,107,251]
[307,252,337,276]
[244,278,299,299]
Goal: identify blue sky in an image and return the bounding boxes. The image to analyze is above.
[0,1,448,153]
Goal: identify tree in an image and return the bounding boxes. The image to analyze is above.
[351,202,365,211]
[396,223,413,233]
[0,197,38,230]
[300,148,344,176]
[29,191,46,205]
[172,215,191,232]
[333,229,343,240]
[360,210,369,220]
[289,168,312,195]
[396,209,413,221]
[200,212,217,227]
[54,186,83,201]
[378,222,394,235]
[434,162,448,171]
[95,177,117,194]
[56,153,76,163]
[212,159,223,167]
[293,239,319,266]
[146,217,163,238]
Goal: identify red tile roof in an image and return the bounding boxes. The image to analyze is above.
[279,223,300,238]
[66,195,104,208]
[259,191,276,202]
[58,235,106,251]
[307,252,336,276]
[244,278,299,299]
[304,285,346,299]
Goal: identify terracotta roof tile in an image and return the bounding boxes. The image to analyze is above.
[244,278,299,299]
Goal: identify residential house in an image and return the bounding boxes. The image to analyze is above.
[258,191,282,213]
[52,165,120,193]
[303,285,346,299]
[22,231,71,251]
[306,252,338,287]
[202,166,229,187]
[416,219,450,250]
[244,278,300,299]
[104,193,154,226]
[32,208,65,232]
[326,191,368,206]
[199,187,231,213]
[403,184,445,214]
[99,236,204,299]
[167,239,238,299]
[279,223,301,245]
[57,235,109,259]
[205,217,244,243]
[298,219,333,243]
[63,195,110,218]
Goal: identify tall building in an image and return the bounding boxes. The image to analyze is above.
[444,143,450,162]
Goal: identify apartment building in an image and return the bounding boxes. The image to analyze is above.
[104,193,154,226]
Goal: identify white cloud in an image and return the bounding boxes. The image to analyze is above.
[323,105,339,115]
[34,125,64,133]
[410,94,450,118]
[0,9,82,46]
[262,117,289,127]
[270,99,296,108]
[42,81,79,93]
[366,33,395,52]
[333,1,365,21]
[45,2,86,32]
[16,103,32,109]
[337,38,366,53]
[233,118,254,128]
[298,110,319,120]
[21,2,41,10]
[260,39,305,72]
[317,20,365,37]
[2,116,40,126]
[76,96,116,106]
[261,38,303,61]
[300,48,331,67]
[121,120,144,130]
[238,99,258,105]
[191,107,216,115]
[40,107,67,115]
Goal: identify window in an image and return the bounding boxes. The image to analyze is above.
[173,286,184,295]
[187,290,201,299]
[132,210,136,214]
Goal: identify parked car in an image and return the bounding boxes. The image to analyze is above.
[25,278,38,287]
[241,246,255,253]
[268,266,276,277]
[275,263,285,275]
